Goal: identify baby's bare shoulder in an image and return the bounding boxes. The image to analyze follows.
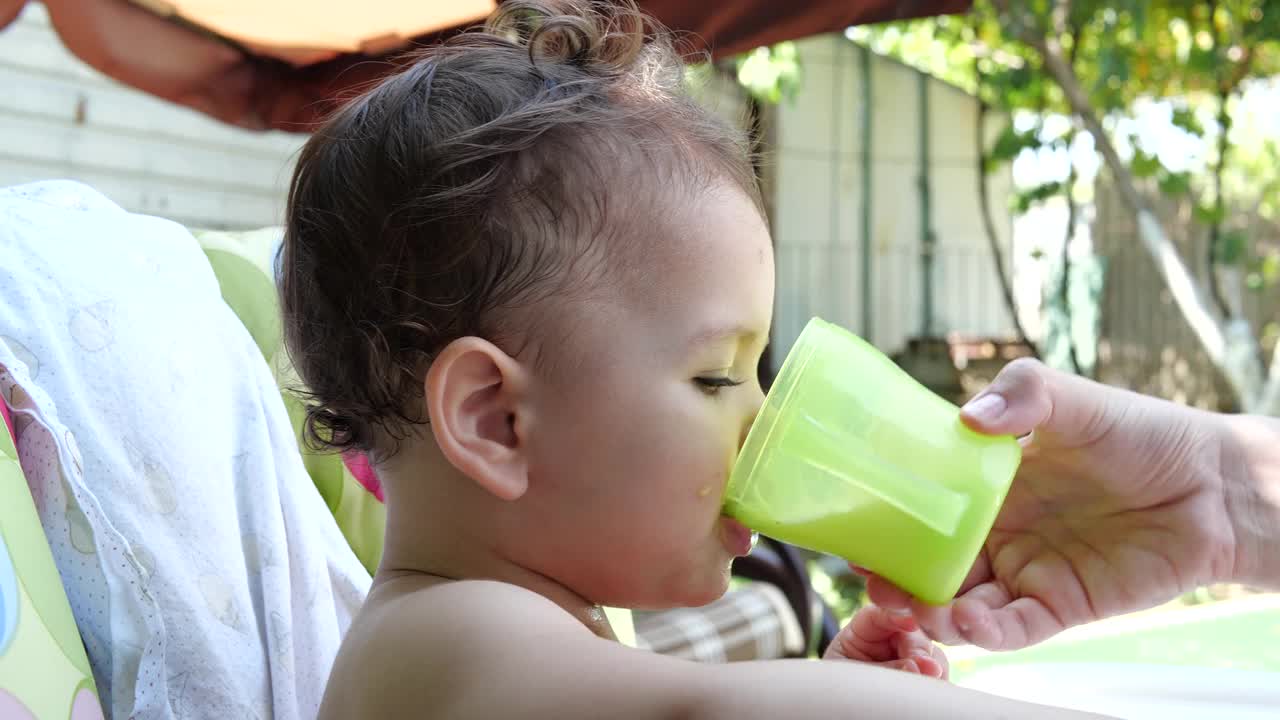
[319,580,590,718]
[378,579,581,636]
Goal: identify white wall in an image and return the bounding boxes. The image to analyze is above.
[0,3,305,230]
[770,35,1016,356]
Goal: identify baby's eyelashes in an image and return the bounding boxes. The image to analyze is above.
[693,376,746,396]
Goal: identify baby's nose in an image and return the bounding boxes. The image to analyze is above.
[739,386,765,449]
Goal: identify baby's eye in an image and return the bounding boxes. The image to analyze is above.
[694,376,745,396]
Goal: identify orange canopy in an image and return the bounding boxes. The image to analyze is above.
[3,0,970,131]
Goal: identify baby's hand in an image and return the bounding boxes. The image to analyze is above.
[823,605,949,680]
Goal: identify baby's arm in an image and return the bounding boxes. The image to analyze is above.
[340,580,1113,720]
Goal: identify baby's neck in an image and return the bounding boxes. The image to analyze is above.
[372,558,616,641]
[374,450,616,641]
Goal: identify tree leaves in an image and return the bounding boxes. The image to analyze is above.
[1194,202,1227,225]
[1130,148,1163,178]
[987,122,1044,171]
[1262,251,1280,283]
[1186,45,1220,77]
[1158,169,1193,196]
[1013,181,1066,214]
[1214,229,1249,264]
[1245,249,1278,291]
[859,0,1280,115]
[733,42,802,105]
[1126,147,1196,201]
[842,0,1280,261]
[1171,106,1206,136]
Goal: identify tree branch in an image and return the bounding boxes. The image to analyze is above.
[992,0,1264,406]
[1260,332,1280,414]
[1050,0,1071,38]
[1207,0,1233,319]
[1059,132,1083,375]
[1025,23,1230,361]
[1055,0,1081,375]
[973,40,1040,358]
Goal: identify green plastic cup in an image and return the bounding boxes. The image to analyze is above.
[724,318,1021,605]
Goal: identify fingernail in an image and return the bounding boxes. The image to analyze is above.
[962,393,1007,424]
[890,614,918,632]
[915,656,942,678]
[885,606,912,616]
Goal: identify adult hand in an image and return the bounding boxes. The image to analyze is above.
[866,359,1253,651]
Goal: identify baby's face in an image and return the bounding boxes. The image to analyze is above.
[505,183,774,609]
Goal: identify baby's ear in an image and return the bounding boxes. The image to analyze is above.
[425,337,531,501]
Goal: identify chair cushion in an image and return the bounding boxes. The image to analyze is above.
[0,180,369,719]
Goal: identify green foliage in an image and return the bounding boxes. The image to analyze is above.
[850,0,1280,289]
[1171,106,1206,137]
[1214,229,1249,264]
[1244,250,1273,291]
[1265,252,1280,284]
[733,42,802,104]
[987,122,1043,171]
[1157,169,1193,197]
[1013,180,1066,213]
[1194,203,1227,225]
[1130,148,1163,178]
[857,2,1280,129]
[808,559,866,624]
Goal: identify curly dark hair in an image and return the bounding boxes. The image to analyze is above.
[279,0,763,457]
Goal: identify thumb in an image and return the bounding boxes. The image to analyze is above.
[960,358,1109,444]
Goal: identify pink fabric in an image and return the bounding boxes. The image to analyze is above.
[1,393,13,445]
[341,451,384,503]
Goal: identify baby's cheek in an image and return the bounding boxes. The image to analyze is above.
[698,463,730,498]
[645,425,722,486]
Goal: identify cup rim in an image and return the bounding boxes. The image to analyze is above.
[727,317,830,505]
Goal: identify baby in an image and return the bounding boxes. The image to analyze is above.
[279,2,1102,718]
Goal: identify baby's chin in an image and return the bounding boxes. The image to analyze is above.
[682,570,734,608]
[599,563,733,611]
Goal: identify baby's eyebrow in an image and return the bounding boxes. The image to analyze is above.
[689,324,759,347]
